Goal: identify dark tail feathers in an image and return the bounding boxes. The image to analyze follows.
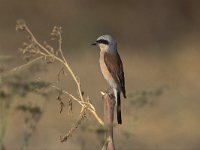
[117,91,122,124]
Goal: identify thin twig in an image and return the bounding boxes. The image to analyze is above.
[57,31,84,102]
[50,85,83,106]
[25,23,84,102]
[16,20,104,143]
[51,85,104,126]
[1,56,43,76]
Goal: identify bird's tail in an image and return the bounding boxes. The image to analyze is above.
[114,90,122,124]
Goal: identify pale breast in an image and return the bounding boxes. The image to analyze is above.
[99,52,117,88]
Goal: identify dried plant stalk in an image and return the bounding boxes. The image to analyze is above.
[16,20,104,143]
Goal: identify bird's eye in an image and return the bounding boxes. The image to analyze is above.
[96,39,109,45]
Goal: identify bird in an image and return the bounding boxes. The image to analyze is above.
[92,35,126,124]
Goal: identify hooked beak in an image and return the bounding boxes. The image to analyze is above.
[91,42,97,46]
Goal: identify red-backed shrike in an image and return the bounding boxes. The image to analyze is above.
[92,35,126,124]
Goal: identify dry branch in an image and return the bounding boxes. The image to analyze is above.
[16,20,104,143]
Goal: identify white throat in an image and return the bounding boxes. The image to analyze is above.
[98,44,117,54]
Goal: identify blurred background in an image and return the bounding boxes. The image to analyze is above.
[1,0,200,149]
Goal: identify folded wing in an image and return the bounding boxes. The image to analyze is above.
[104,52,126,98]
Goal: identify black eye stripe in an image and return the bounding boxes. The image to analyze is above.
[96,39,109,45]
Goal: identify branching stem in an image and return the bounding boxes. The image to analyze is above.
[16,20,104,131]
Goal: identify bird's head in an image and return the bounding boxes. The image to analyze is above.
[92,35,117,53]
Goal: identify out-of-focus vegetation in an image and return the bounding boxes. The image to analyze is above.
[1,0,200,149]
[15,20,104,145]
[0,56,50,150]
